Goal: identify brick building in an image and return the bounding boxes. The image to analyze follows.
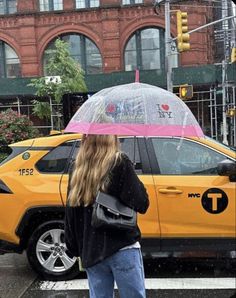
[0,0,220,77]
[0,0,235,142]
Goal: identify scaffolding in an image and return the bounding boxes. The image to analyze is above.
[182,85,236,147]
[0,88,235,146]
[212,0,236,146]
[0,96,62,135]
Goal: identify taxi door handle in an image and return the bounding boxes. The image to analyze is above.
[158,188,183,194]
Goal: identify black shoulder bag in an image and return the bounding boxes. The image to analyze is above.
[91,191,137,231]
[91,163,137,231]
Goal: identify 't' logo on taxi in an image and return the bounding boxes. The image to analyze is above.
[201,188,228,214]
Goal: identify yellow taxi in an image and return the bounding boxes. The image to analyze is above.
[0,133,235,280]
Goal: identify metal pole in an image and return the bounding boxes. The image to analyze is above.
[222,0,230,61]
[49,96,54,131]
[201,93,204,129]
[222,60,228,145]
[165,0,173,92]
[172,15,236,41]
[210,88,214,138]
[17,97,20,115]
[233,86,236,147]
[214,88,218,141]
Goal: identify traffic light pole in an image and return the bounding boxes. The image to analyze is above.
[161,1,235,94]
[164,0,173,92]
[172,15,236,42]
[222,60,228,145]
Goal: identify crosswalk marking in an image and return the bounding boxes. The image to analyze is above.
[39,278,236,290]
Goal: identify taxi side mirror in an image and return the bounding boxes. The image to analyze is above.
[217,159,236,181]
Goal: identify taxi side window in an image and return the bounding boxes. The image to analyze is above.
[151,138,228,175]
[71,141,81,161]
[66,141,81,174]
[120,138,143,174]
[66,138,142,174]
[36,141,75,173]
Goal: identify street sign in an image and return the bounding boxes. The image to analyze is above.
[45,76,61,84]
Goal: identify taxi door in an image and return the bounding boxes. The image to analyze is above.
[120,138,161,245]
[60,137,161,252]
[147,137,235,251]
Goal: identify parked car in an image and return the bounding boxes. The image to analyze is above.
[0,133,235,280]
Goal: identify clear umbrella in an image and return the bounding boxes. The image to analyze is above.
[65,83,204,137]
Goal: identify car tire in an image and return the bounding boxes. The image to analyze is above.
[26,220,80,281]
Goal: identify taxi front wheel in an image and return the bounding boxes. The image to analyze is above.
[26,220,80,281]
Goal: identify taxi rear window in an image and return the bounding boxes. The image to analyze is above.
[0,146,26,166]
[35,141,75,173]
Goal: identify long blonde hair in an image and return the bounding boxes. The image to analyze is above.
[68,134,121,206]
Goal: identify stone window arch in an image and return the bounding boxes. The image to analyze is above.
[43,33,103,74]
[124,27,178,71]
[0,40,20,78]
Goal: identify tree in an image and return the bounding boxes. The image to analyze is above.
[0,109,39,162]
[28,39,87,129]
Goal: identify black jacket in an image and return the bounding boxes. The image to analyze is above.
[64,153,149,268]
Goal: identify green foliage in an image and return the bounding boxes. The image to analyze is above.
[28,39,87,119]
[0,109,39,147]
[31,100,51,120]
[0,148,10,164]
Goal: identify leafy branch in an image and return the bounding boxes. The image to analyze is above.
[28,39,87,125]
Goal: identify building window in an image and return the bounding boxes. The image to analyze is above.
[0,41,20,78]
[75,0,99,9]
[0,0,17,14]
[124,28,178,71]
[43,34,102,74]
[122,0,143,5]
[39,0,63,11]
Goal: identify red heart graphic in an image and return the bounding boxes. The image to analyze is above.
[106,104,116,113]
[161,104,169,111]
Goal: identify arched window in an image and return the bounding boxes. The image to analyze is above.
[124,28,178,71]
[0,0,17,14]
[0,41,20,78]
[43,34,102,74]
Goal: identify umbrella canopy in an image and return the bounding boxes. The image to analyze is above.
[65,83,204,137]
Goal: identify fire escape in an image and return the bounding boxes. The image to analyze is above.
[210,0,236,146]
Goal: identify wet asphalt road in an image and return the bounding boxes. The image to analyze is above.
[0,253,235,298]
[0,252,36,298]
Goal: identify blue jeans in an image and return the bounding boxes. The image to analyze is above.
[86,248,146,298]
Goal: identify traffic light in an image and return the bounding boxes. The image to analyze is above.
[179,84,193,100]
[176,11,190,52]
[231,47,236,63]
[226,108,236,117]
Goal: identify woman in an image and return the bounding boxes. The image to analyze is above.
[65,134,149,298]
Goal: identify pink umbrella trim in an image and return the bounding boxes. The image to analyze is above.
[65,121,204,137]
